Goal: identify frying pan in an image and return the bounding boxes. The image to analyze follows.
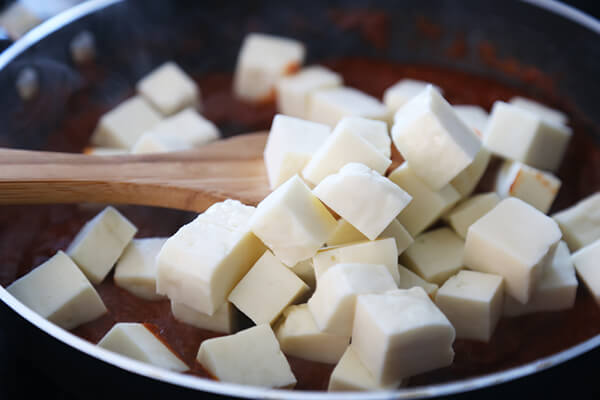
[0,0,599,398]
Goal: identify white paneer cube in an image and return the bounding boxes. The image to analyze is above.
[450,148,491,198]
[327,218,413,255]
[397,265,439,297]
[352,288,455,384]
[443,193,501,239]
[313,238,400,284]
[307,263,397,337]
[435,270,504,342]
[137,62,200,116]
[234,33,305,102]
[0,2,40,39]
[552,192,600,251]
[276,65,342,118]
[250,175,337,267]
[275,304,350,364]
[328,346,400,392]
[197,324,296,388]
[392,85,481,190]
[98,322,188,372]
[454,105,489,135]
[334,117,391,158]
[313,163,412,240]
[495,160,561,214]
[302,121,391,186]
[464,198,562,304]
[384,79,442,113]
[483,101,572,172]
[171,301,238,334]
[504,241,577,316]
[509,96,568,126]
[263,114,331,189]
[289,259,316,290]
[307,86,390,127]
[7,251,106,330]
[389,163,461,237]
[400,227,464,285]
[114,238,167,301]
[228,250,309,325]
[91,96,163,149]
[572,239,600,307]
[156,200,265,315]
[67,206,137,285]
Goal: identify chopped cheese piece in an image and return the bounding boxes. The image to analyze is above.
[352,288,455,384]
[392,85,481,190]
[443,192,501,239]
[289,259,316,290]
[334,117,392,158]
[156,199,265,315]
[450,148,491,198]
[397,265,439,296]
[308,263,397,337]
[384,79,443,113]
[67,206,137,285]
[197,324,296,388]
[171,301,238,334]
[98,322,188,372]
[70,30,95,64]
[313,163,411,240]
[114,238,166,301]
[572,239,600,307]
[552,192,600,251]
[509,96,568,126]
[250,175,337,267]
[7,251,106,330]
[327,218,413,255]
[0,2,40,39]
[328,346,400,391]
[234,33,305,102]
[400,227,464,285]
[454,105,489,135]
[464,198,562,304]
[435,270,504,342]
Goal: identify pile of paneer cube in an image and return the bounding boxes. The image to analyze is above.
[6,32,600,392]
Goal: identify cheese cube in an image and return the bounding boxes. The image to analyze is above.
[275,304,349,364]
[313,238,400,284]
[67,206,137,285]
[276,65,342,118]
[400,227,464,285]
[233,33,305,102]
[328,346,400,392]
[137,62,200,116]
[98,322,188,372]
[263,114,331,189]
[352,288,455,384]
[0,2,40,39]
[435,270,504,342]
[91,96,163,149]
[483,101,572,172]
[289,259,316,290]
[228,250,309,325]
[552,192,600,251]
[307,263,397,336]
[384,79,443,113]
[250,175,337,267]
[504,241,577,316]
[464,198,562,304]
[389,162,461,236]
[313,163,412,240]
[334,117,391,158]
[7,251,106,330]
[443,193,501,239]
[114,238,167,301]
[392,85,481,190]
[171,301,238,334]
[302,121,391,186]
[156,199,265,315]
[197,324,296,388]
[509,96,568,126]
[454,105,489,135]
[495,160,561,214]
[397,265,439,296]
[307,86,390,127]
[327,218,413,255]
[572,239,600,307]
[450,148,491,198]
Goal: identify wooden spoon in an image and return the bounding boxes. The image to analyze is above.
[0,131,270,212]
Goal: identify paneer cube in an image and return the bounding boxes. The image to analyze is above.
[400,227,464,285]
[307,263,397,337]
[352,288,455,384]
[454,105,489,135]
[509,96,568,126]
[328,346,400,392]
[384,79,442,113]
[463,198,562,304]
[483,101,572,172]
[392,85,481,190]
[234,33,305,102]
[313,163,412,240]
[263,114,331,190]
[114,237,167,301]
[449,148,491,198]
[495,160,561,214]
[197,324,296,388]
[334,116,391,158]
[572,239,600,307]
[156,199,265,315]
[552,192,600,251]
[397,265,439,296]
[289,259,316,290]
[98,322,188,372]
[7,251,106,330]
[275,304,350,364]
[443,193,501,239]
[250,175,337,267]
[171,301,238,334]
[435,270,504,342]
[67,206,137,285]
[327,218,413,255]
